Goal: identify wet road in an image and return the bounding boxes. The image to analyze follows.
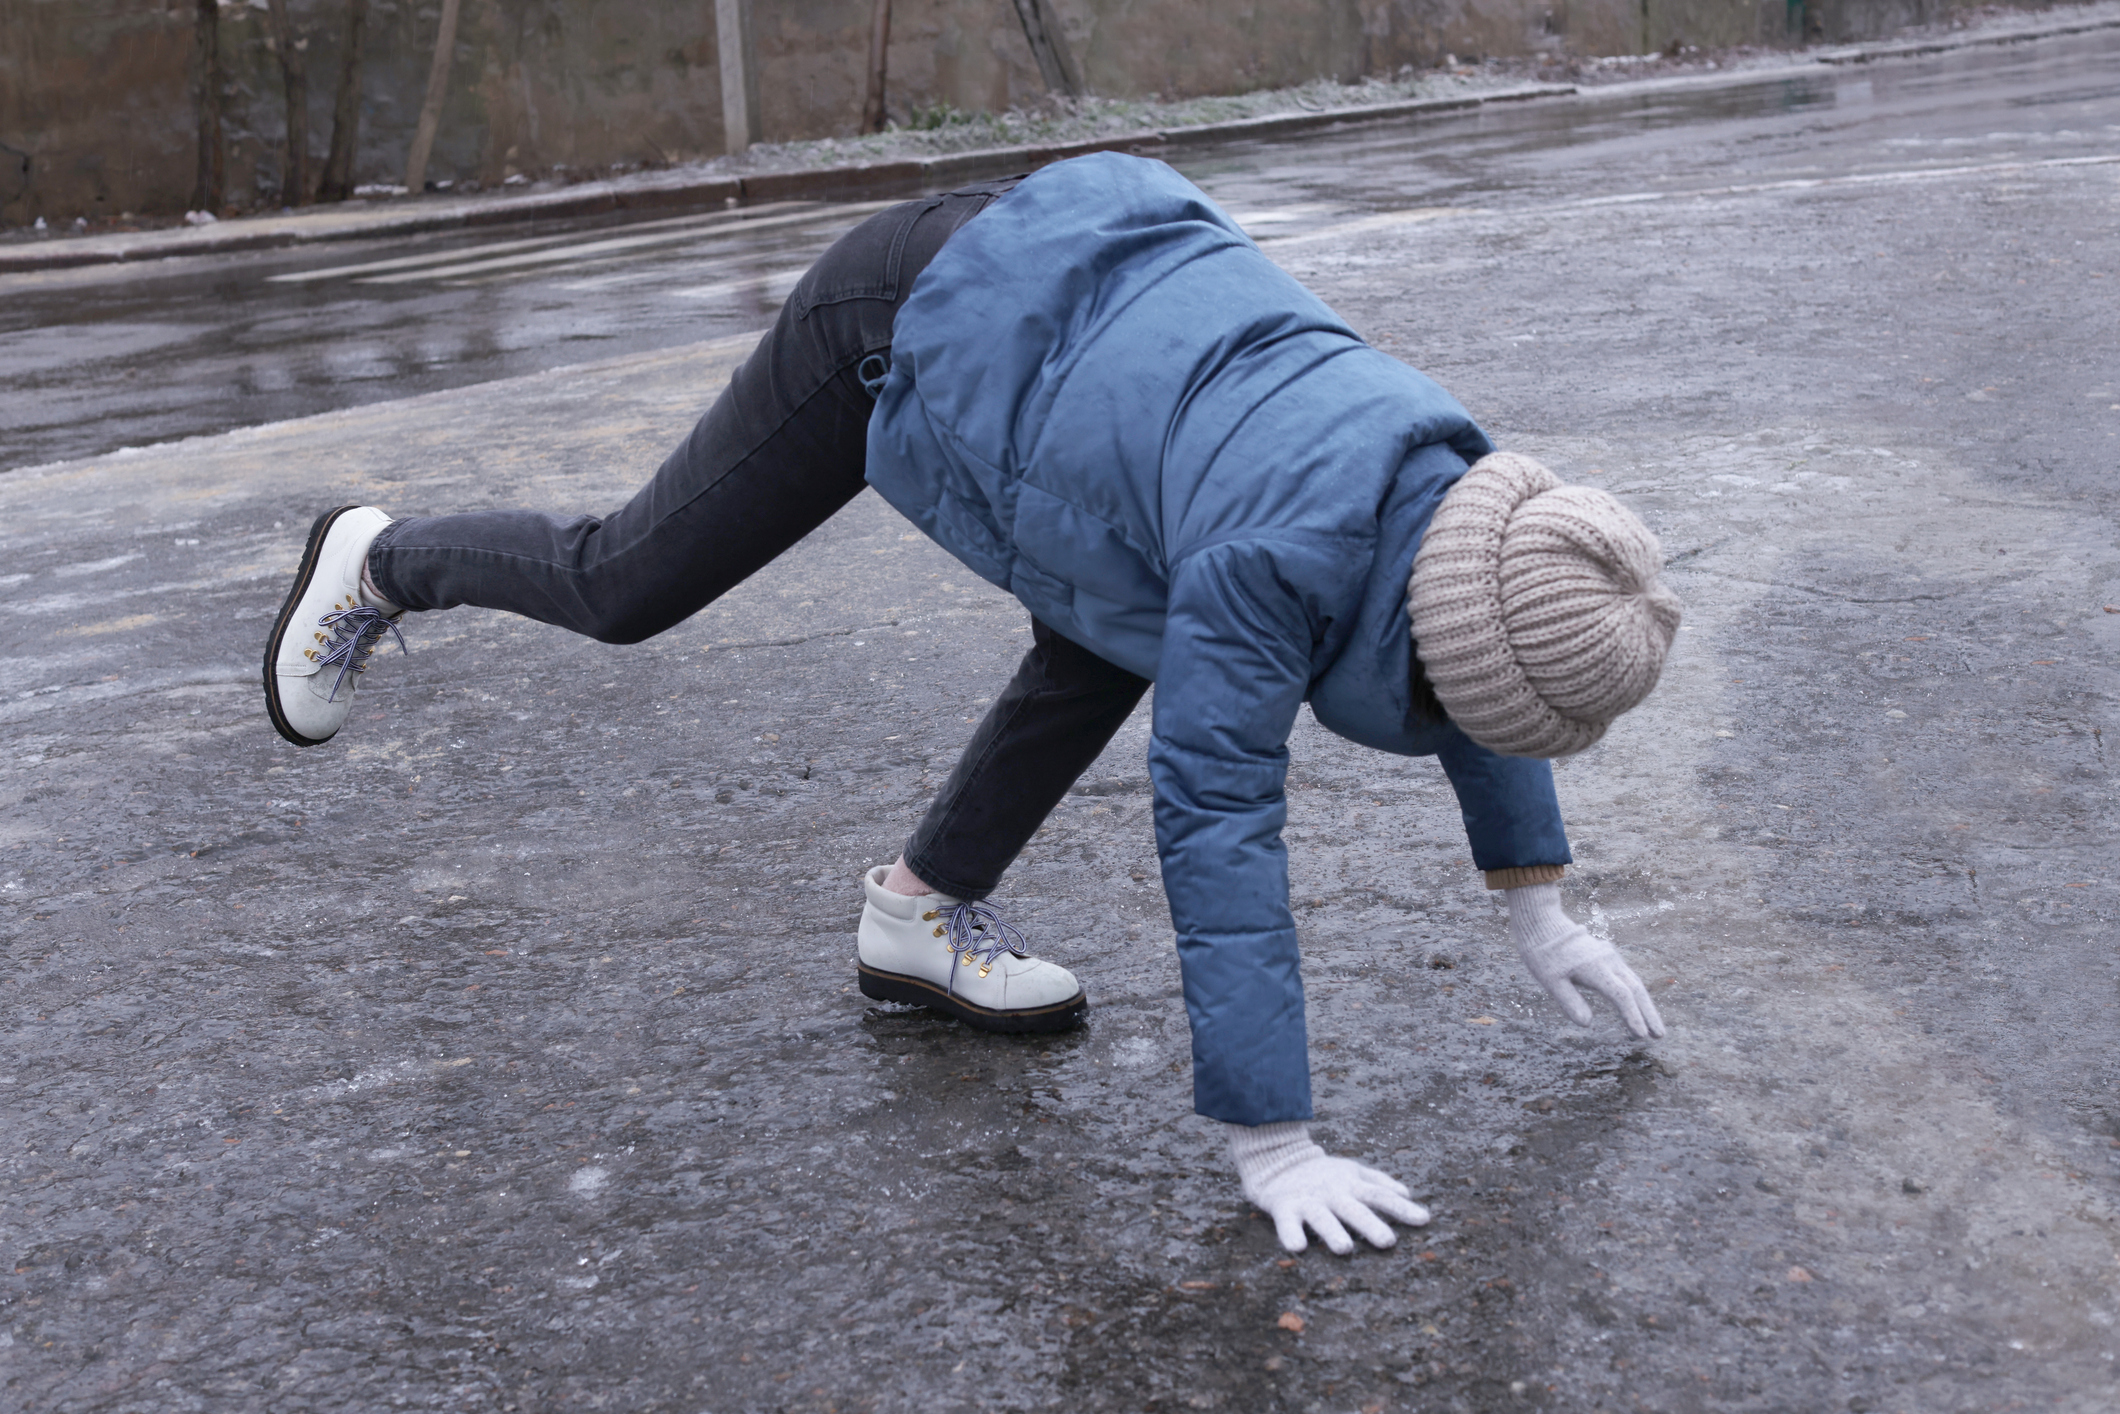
[5,25,2120,1414]
[4,29,2119,473]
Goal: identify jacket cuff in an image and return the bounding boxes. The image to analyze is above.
[1484,864,1565,891]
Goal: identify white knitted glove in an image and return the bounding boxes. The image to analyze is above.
[1505,882,1665,1038]
[1226,1121,1430,1255]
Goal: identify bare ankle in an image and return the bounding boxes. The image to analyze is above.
[882,857,937,897]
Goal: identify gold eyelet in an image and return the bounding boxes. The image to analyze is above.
[977,964,994,978]
[920,910,938,921]
[932,925,945,938]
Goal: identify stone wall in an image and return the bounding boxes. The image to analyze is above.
[0,1,198,223]
[0,0,2050,226]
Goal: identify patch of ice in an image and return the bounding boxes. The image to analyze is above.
[1110,1036,1162,1070]
[53,553,143,578]
[311,1060,420,1100]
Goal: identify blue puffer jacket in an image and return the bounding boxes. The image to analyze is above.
[868,153,1570,1125]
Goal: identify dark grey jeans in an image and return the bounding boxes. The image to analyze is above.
[368,181,1149,900]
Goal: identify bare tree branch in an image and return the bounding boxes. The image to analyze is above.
[192,0,225,212]
[265,0,311,204]
[863,0,892,134]
[1011,0,1082,98]
[403,0,462,195]
[318,0,369,202]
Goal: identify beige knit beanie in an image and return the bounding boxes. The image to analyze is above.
[1408,452,1681,757]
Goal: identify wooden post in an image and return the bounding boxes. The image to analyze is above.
[862,0,892,134]
[716,0,761,154]
[265,0,310,204]
[319,0,368,201]
[192,0,225,212]
[1011,0,1082,99]
[403,0,463,195]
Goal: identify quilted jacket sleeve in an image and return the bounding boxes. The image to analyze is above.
[1149,541,1321,1126]
[1432,727,1573,877]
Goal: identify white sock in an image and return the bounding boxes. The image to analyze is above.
[359,557,403,616]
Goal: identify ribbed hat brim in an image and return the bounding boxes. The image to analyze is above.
[1408,452,1680,758]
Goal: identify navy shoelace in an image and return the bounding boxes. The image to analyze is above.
[316,604,407,701]
[937,900,1029,995]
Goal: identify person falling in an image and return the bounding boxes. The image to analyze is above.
[264,153,1680,1255]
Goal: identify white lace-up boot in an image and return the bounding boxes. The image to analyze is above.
[855,866,1087,1033]
[264,506,406,747]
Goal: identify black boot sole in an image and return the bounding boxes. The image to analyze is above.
[858,963,1088,1034]
[263,505,363,748]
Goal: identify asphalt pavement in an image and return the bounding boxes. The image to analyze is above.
[3,28,2119,1414]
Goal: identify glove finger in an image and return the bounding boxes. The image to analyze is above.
[1328,1194,1398,1251]
[1272,1207,1311,1254]
[1543,973,1596,1026]
[1354,1187,1432,1228]
[1305,1204,1356,1257]
[1592,966,1650,1036]
[1636,981,1667,1038]
[1583,959,1658,1037]
[1346,1163,1412,1199]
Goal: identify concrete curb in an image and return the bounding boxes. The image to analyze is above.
[1,87,1578,273]
[1816,12,2120,63]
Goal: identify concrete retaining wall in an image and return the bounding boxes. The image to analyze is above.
[0,0,2051,225]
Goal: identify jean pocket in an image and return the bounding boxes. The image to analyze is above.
[793,195,942,319]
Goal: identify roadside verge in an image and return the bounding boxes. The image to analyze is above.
[4,3,2117,276]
